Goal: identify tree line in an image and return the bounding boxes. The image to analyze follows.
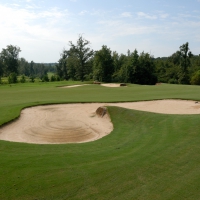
[56,36,200,85]
[1,36,200,85]
[57,36,157,85]
[0,45,56,83]
[155,44,200,85]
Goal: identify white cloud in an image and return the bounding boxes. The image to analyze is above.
[160,14,168,18]
[0,4,70,38]
[0,3,72,62]
[0,1,199,61]
[158,12,169,19]
[136,11,169,20]
[98,19,157,38]
[121,12,132,18]
[38,7,67,19]
[79,10,87,16]
[11,3,20,7]
[91,10,107,17]
[137,12,157,20]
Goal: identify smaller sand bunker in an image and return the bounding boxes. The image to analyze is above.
[60,84,90,88]
[101,83,126,87]
[59,83,126,88]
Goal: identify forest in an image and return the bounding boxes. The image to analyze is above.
[0,35,200,85]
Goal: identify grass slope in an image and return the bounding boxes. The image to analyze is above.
[0,82,200,199]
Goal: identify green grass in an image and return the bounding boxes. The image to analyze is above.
[47,72,55,79]
[1,75,40,84]
[0,82,200,199]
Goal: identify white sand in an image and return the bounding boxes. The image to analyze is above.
[109,100,200,115]
[0,103,113,144]
[60,83,124,88]
[60,84,90,88]
[0,100,199,144]
[101,83,121,87]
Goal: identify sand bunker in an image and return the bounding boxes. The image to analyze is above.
[60,84,90,88]
[60,83,125,88]
[110,100,200,115]
[0,100,199,144]
[101,83,122,87]
[0,104,113,144]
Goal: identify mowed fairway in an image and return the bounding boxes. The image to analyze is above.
[0,82,200,199]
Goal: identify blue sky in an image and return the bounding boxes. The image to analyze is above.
[0,0,200,62]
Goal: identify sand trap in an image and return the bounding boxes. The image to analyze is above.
[60,84,90,88]
[60,83,124,88]
[0,100,199,144]
[0,104,112,144]
[101,83,122,87]
[110,100,200,115]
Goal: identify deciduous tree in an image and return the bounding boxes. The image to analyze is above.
[190,70,200,85]
[0,45,21,75]
[56,49,69,80]
[178,42,193,84]
[69,35,94,81]
[134,52,157,85]
[93,45,114,82]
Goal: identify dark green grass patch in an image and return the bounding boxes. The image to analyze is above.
[0,107,200,199]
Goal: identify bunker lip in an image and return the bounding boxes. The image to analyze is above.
[0,100,199,144]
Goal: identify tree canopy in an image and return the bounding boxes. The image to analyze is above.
[93,45,114,82]
[0,45,21,76]
[69,35,94,81]
[1,40,200,85]
[57,35,94,81]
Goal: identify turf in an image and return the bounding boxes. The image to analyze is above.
[0,82,200,126]
[0,82,200,199]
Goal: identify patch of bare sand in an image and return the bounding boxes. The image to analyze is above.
[60,84,90,88]
[0,100,200,144]
[0,104,112,144]
[101,83,121,87]
[109,100,200,114]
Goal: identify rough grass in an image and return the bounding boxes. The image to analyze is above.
[0,82,200,199]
